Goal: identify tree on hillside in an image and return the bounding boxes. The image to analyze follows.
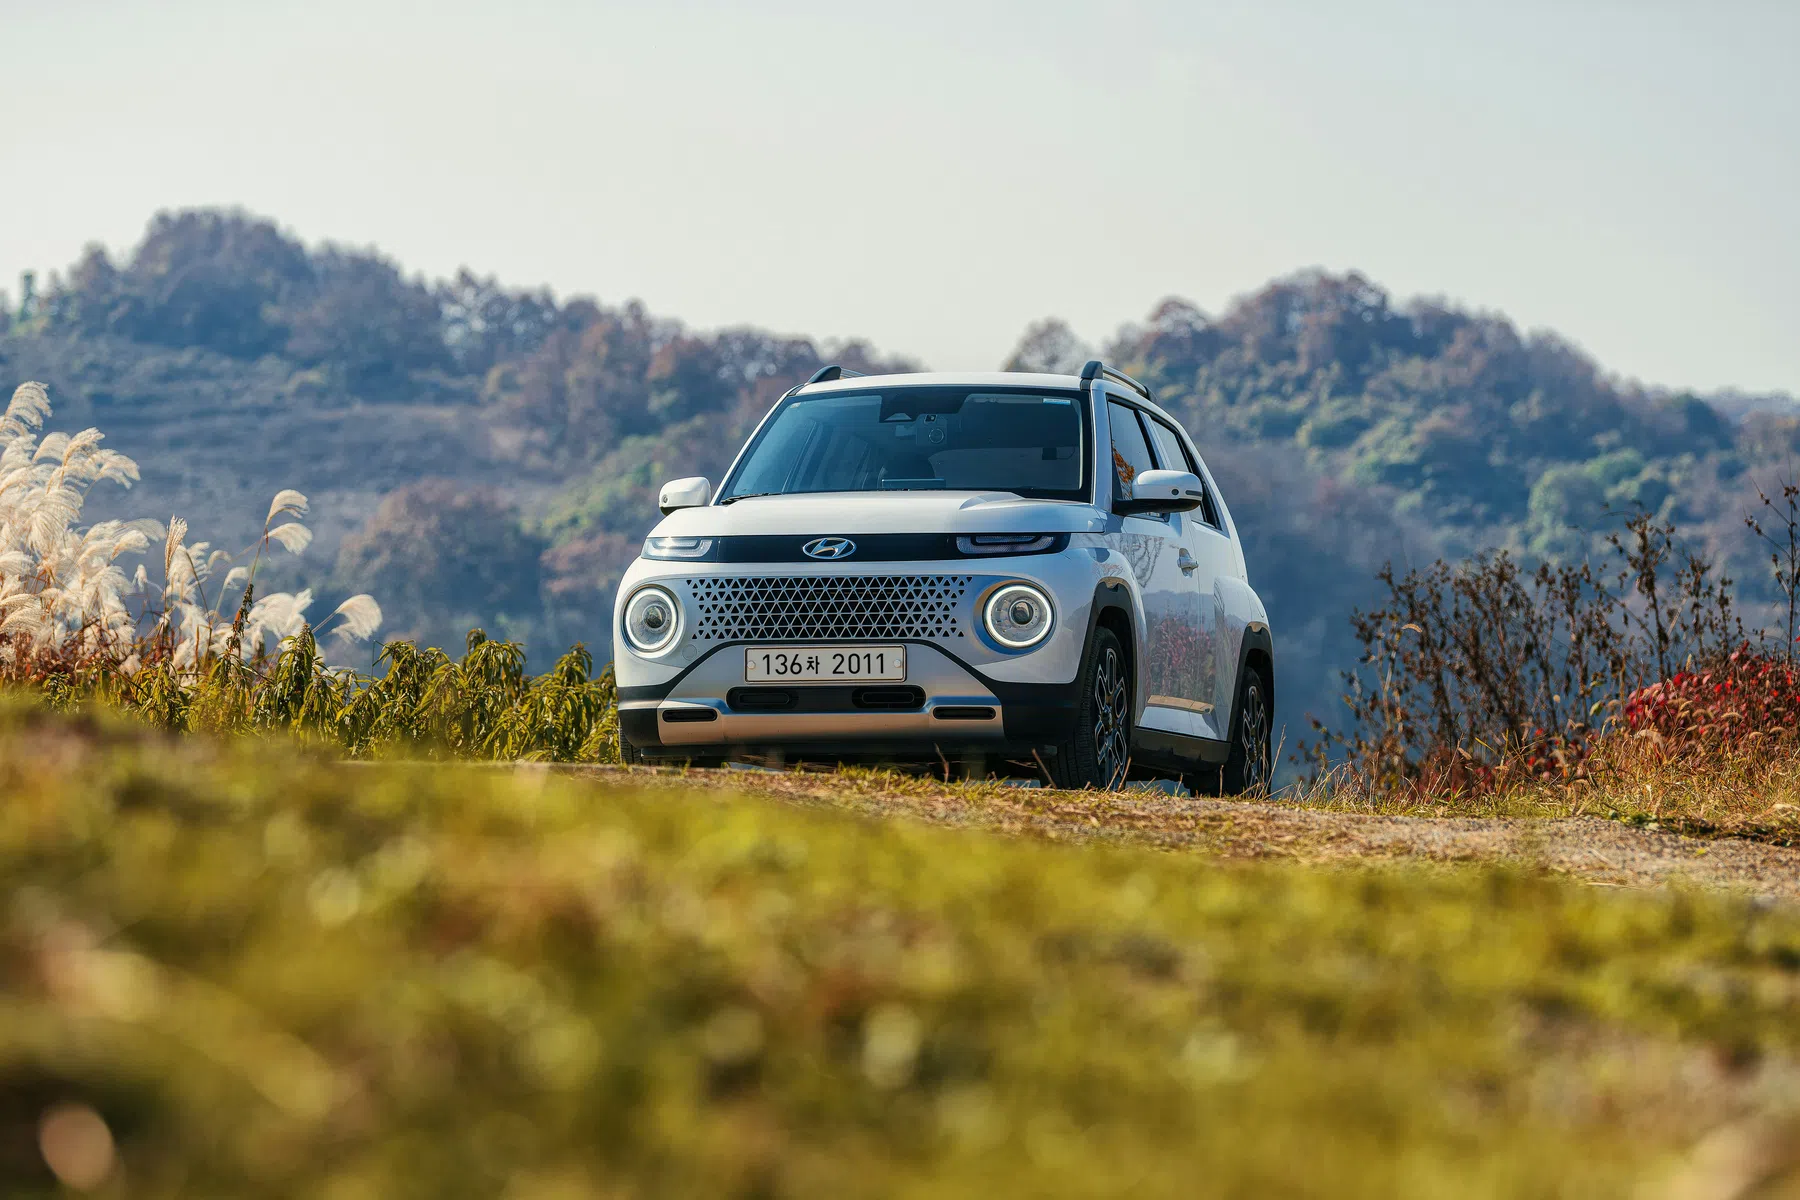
[282,248,449,385]
[1002,319,1093,374]
[44,210,454,392]
[1090,271,1697,530]
[478,300,659,464]
[436,270,560,375]
[75,210,313,357]
[482,304,913,471]
[335,480,546,648]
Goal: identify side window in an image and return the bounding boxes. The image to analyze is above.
[1107,402,1157,506]
[1146,416,1221,528]
[1144,416,1196,473]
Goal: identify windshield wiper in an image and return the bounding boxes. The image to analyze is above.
[718,492,784,505]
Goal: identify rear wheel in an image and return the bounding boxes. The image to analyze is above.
[1047,626,1131,790]
[1221,665,1272,796]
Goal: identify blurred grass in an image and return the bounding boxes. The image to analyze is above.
[3,701,1800,1197]
[1291,735,1800,847]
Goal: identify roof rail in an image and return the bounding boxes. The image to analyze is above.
[805,364,867,385]
[1079,359,1153,404]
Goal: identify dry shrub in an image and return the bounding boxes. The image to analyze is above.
[1309,511,1745,794]
[1622,646,1800,757]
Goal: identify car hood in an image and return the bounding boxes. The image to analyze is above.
[651,492,1104,537]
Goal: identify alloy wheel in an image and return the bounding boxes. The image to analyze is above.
[1238,678,1271,794]
[1092,645,1129,789]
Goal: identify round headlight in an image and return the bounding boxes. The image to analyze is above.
[983,583,1054,649]
[623,585,681,653]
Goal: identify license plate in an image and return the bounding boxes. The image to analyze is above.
[743,645,907,683]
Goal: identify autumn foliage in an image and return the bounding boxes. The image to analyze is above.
[1622,646,1800,755]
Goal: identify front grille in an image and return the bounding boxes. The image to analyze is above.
[687,575,971,641]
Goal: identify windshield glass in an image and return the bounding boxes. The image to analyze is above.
[719,387,1090,502]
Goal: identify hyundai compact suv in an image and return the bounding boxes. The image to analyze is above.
[613,360,1274,792]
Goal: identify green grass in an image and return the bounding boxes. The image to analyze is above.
[3,705,1799,1197]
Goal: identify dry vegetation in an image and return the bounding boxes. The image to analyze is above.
[0,382,619,765]
[583,761,1800,903]
[4,706,1800,1197]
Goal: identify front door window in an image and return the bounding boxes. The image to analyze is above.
[1109,405,1221,739]
[1107,401,1157,508]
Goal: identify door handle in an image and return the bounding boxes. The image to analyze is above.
[1177,549,1198,574]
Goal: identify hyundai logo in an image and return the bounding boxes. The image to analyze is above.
[802,536,857,560]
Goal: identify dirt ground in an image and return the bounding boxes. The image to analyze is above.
[554,764,1800,905]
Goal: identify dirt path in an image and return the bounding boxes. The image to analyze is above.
[555,765,1800,903]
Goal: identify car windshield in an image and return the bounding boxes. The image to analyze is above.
[719,387,1090,502]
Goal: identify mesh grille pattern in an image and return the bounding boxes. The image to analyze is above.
[688,575,971,641]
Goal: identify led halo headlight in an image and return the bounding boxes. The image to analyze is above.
[623,584,681,653]
[983,582,1054,649]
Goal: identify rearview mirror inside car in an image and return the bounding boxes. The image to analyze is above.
[658,476,711,514]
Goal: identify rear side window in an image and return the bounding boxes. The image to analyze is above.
[1145,415,1221,527]
[1107,402,1157,506]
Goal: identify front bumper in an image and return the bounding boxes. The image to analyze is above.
[618,640,1080,759]
[612,547,1124,761]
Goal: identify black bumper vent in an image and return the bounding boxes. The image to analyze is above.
[933,706,997,721]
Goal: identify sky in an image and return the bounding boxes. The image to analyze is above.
[3,0,1797,395]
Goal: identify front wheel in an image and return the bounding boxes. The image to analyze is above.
[1047,626,1131,790]
[1221,666,1272,796]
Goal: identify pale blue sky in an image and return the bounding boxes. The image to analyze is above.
[4,0,1796,394]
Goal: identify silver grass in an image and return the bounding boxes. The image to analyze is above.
[58,428,105,466]
[237,589,315,654]
[33,432,70,464]
[164,518,188,582]
[0,383,381,669]
[0,382,51,440]
[265,522,312,555]
[324,594,383,643]
[266,489,309,524]
[0,600,46,635]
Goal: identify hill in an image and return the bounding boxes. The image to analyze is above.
[5,208,1798,734]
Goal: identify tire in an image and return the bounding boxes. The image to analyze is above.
[1047,626,1132,790]
[619,732,645,765]
[1221,665,1272,796]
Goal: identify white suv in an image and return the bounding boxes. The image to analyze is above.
[613,361,1273,792]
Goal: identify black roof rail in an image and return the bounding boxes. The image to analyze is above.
[1079,359,1154,404]
[805,364,867,385]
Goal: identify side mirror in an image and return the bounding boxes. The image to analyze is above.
[658,476,711,514]
[1121,469,1205,515]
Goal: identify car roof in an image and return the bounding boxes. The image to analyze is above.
[794,371,1082,395]
[793,370,1186,429]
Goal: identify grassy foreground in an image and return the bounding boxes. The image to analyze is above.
[4,709,1800,1196]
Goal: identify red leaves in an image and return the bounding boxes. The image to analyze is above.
[1623,645,1800,756]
